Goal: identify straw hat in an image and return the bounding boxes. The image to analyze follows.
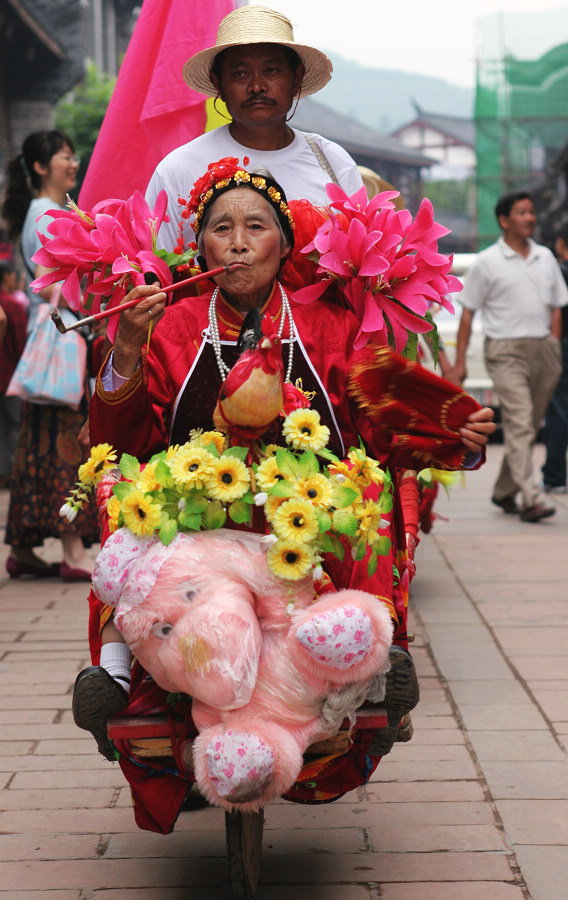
[183,5,332,98]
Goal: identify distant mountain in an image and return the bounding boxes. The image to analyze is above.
[315,53,474,134]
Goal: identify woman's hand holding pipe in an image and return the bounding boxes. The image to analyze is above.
[112,284,166,378]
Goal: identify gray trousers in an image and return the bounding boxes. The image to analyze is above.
[484,335,562,509]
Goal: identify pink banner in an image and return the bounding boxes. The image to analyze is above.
[79,0,236,208]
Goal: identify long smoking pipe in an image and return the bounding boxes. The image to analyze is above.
[49,263,240,334]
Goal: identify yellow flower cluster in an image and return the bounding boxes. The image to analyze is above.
[63,411,393,582]
[254,409,393,581]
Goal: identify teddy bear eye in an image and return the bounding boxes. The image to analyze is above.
[185,590,195,601]
[152,622,174,639]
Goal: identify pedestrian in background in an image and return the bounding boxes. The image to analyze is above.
[0,259,28,488]
[541,223,568,494]
[1,130,98,580]
[449,191,568,522]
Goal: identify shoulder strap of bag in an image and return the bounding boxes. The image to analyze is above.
[302,133,340,185]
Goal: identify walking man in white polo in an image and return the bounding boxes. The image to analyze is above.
[450,191,568,522]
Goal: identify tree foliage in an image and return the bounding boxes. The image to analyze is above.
[54,62,116,198]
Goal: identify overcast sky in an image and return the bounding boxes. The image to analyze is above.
[260,1,568,87]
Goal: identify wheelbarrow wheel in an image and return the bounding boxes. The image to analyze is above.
[225,808,264,899]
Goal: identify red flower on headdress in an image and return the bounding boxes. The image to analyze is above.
[182,157,244,220]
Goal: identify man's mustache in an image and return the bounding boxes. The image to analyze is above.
[242,95,277,107]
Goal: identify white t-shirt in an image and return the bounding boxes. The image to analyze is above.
[145,125,364,251]
[21,196,64,332]
[460,237,568,340]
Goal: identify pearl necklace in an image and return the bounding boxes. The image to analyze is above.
[208,281,295,383]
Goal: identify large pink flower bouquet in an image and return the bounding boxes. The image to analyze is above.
[293,184,461,353]
[31,191,196,339]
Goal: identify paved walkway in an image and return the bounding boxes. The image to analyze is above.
[0,444,567,899]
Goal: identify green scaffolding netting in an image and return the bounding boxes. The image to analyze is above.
[475,11,568,248]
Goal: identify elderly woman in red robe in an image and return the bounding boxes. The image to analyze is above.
[76,159,493,833]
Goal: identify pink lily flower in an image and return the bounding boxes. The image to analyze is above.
[293,183,461,352]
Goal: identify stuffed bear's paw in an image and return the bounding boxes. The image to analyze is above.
[205,731,274,803]
[295,605,374,670]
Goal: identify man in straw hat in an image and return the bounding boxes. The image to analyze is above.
[146,4,364,251]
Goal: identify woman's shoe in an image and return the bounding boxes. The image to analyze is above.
[73,666,129,760]
[60,561,93,583]
[6,555,60,579]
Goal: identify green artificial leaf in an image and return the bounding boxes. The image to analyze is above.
[159,518,178,546]
[119,453,141,481]
[275,447,298,477]
[417,468,434,487]
[318,532,336,555]
[178,509,202,530]
[425,310,440,368]
[228,501,251,524]
[374,535,391,556]
[183,494,209,515]
[204,500,227,530]
[154,459,174,488]
[332,508,358,536]
[379,491,394,514]
[112,481,135,501]
[316,447,340,464]
[315,508,332,532]
[149,450,168,465]
[401,329,419,361]
[268,480,295,498]
[224,445,248,461]
[240,489,255,504]
[332,485,360,509]
[354,540,367,561]
[297,450,319,478]
[367,551,378,577]
[328,532,345,561]
[203,442,220,458]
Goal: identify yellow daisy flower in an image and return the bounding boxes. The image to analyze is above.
[121,490,161,536]
[137,461,160,493]
[328,460,352,480]
[79,443,117,485]
[295,474,333,509]
[169,446,215,489]
[256,456,286,491]
[78,458,97,485]
[264,494,287,522]
[106,495,121,533]
[206,456,250,502]
[267,540,314,581]
[272,498,319,544]
[347,448,385,487]
[262,444,279,458]
[166,444,180,460]
[191,429,226,454]
[355,499,384,544]
[282,409,330,451]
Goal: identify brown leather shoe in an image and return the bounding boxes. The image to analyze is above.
[520,503,556,522]
[492,495,520,514]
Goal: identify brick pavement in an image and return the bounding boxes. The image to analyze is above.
[0,443,566,898]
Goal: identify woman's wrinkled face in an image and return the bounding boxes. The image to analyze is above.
[200,188,289,308]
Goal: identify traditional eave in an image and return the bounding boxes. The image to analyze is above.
[6,0,66,60]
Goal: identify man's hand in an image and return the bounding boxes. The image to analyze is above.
[460,406,496,452]
[445,363,467,386]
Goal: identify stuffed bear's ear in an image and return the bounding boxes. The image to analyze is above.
[92,528,157,607]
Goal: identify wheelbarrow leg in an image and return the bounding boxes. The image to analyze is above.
[225,808,264,899]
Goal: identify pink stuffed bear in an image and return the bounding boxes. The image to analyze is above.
[93,527,393,811]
